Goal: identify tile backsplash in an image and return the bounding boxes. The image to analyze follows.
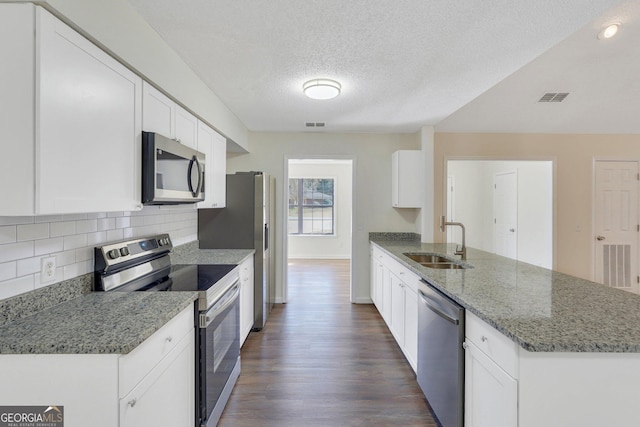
[0,206,197,300]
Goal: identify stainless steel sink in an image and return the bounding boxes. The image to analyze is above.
[420,262,466,269]
[403,252,469,269]
[404,253,451,264]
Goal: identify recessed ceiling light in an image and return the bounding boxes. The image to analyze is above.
[598,23,621,40]
[303,79,341,100]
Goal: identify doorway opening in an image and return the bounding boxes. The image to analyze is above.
[284,158,354,303]
[446,159,554,269]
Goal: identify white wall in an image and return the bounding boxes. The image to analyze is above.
[0,207,197,300]
[288,160,352,259]
[31,0,248,150]
[447,160,553,268]
[228,132,422,303]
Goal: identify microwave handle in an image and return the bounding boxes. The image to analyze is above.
[187,155,203,197]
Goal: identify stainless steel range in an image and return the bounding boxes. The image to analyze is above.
[94,234,241,427]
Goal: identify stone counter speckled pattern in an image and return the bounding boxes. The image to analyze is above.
[171,240,254,265]
[0,292,197,354]
[371,237,640,353]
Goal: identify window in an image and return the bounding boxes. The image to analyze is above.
[288,178,334,235]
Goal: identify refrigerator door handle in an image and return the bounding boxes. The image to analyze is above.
[264,223,269,251]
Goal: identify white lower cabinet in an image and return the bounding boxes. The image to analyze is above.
[465,340,517,427]
[370,243,419,371]
[0,305,195,427]
[370,246,385,310]
[403,284,418,370]
[120,330,194,427]
[465,311,518,427]
[389,273,405,343]
[240,255,255,345]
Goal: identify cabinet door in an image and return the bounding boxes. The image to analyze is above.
[370,253,378,306]
[120,332,194,427]
[381,265,392,324]
[0,3,36,215]
[240,257,254,345]
[389,273,405,344]
[392,150,421,208]
[142,82,174,137]
[210,130,227,208]
[175,105,198,149]
[465,340,518,427]
[197,122,226,208]
[37,8,142,214]
[404,285,418,371]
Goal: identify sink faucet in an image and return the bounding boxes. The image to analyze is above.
[440,215,467,261]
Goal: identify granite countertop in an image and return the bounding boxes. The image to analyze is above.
[370,234,640,353]
[170,240,254,265]
[0,241,252,355]
[0,291,197,354]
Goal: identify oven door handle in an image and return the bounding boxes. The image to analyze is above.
[200,281,240,328]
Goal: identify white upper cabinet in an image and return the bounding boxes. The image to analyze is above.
[392,150,422,208]
[0,4,143,215]
[175,105,198,149]
[142,82,174,137]
[142,82,198,149]
[197,121,227,209]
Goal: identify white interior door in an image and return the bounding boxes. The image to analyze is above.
[594,161,639,293]
[493,171,518,260]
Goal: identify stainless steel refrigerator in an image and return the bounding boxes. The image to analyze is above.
[198,172,275,331]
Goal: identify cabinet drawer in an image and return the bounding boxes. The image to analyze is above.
[240,257,253,283]
[390,264,420,293]
[119,305,194,397]
[465,311,519,378]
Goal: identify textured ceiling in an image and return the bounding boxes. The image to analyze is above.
[126,0,625,133]
[437,1,640,133]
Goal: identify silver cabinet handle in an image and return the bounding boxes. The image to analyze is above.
[128,398,137,407]
[509,228,515,232]
[166,336,173,343]
[481,336,488,342]
[596,236,606,241]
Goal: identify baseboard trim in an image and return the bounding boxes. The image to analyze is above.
[352,297,373,304]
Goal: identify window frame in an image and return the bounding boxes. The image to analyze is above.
[288,177,336,236]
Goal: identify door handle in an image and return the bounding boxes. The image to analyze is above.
[596,235,606,241]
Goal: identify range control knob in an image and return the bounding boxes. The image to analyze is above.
[120,247,130,256]
[107,249,120,260]
[159,237,170,246]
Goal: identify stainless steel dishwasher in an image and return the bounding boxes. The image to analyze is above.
[417,280,465,427]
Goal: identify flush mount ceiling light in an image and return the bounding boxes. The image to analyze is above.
[303,79,341,100]
[597,23,621,40]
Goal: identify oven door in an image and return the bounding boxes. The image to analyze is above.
[142,131,206,205]
[198,280,241,425]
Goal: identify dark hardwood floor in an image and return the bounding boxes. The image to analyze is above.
[218,259,437,426]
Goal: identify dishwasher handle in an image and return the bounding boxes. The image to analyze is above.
[418,289,460,325]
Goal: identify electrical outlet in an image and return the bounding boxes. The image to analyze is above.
[40,256,56,283]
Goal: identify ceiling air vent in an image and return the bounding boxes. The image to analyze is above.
[538,92,570,102]
[305,122,326,127]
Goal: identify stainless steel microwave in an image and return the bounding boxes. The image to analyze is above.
[142,131,206,205]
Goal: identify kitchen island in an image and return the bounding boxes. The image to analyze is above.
[371,233,640,427]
